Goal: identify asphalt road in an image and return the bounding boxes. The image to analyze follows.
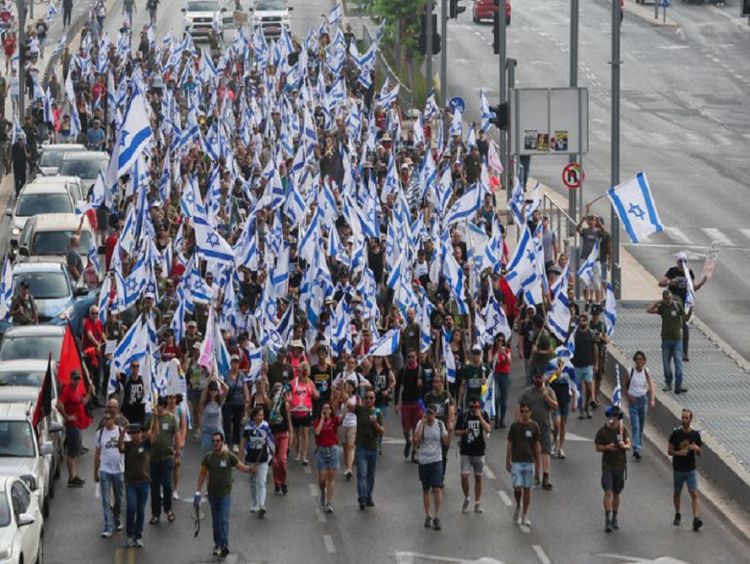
[439,0,750,360]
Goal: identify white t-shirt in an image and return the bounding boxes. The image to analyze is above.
[97,427,125,474]
[628,367,649,398]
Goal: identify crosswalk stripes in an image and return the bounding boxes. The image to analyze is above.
[663,227,692,245]
[661,227,750,249]
[701,228,734,247]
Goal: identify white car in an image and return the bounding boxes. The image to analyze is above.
[6,183,77,251]
[0,404,56,519]
[57,151,108,192]
[250,0,292,38]
[36,143,86,176]
[182,0,229,39]
[0,475,43,564]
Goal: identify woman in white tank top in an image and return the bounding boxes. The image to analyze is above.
[624,351,655,460]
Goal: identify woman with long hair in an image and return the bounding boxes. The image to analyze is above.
[337,380,358,480]
[199,378,226,454]
[314,401,341,513]
[290,362,318,465]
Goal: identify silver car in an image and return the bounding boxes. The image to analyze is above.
[58,151,108,192]
[6,183,76,250]
[36,143,86,176]
[0,326,66,362]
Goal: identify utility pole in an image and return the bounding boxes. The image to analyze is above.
[17,0,26,120]
[440,0,447,102]
[611,0,622,298]
[426,0,433,94]
[498,0,507,191]
[568,0,579,227]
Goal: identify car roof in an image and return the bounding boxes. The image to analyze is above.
[1,326,66,338]
[25,176,81,187]
[26,213,92,232]
[0,360,53,372]
[0,402,33,420]
[18,183,71,196]
[12,262,67,275]
[0,389,39,403]
[60,151,108,161]
[39,144,86,153]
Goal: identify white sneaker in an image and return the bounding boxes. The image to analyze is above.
[522,515,531,528]
[101,530,112,538]
[461,497,470,514]
[513,507,521,524]
[173,490,180,500]
[126,538,136,548]
[250,505,258,513]
[135,538,144,548]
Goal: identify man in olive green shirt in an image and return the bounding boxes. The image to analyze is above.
[529,316,554,382]
[146,397,180,524]
[353,390,384,510]
[195,432,251,558]
[118,421,156,548]
[647,290,688,393]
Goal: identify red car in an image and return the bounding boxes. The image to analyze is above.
[472,0,511,25]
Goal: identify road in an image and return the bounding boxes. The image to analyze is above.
[440,0,750,360]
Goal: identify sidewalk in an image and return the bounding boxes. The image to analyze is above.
[540,180,750,538]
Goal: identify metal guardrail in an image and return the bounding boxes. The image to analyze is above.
[541,193,579,256]
[361,23,414,109]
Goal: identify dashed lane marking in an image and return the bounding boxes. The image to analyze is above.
[308,483,318,497]
[532,545,552,564]
[497,490,513,506]
[484,466,496,480]
[324,534,336,554]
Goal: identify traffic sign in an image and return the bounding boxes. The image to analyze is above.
[659,0,671,7]
[562,162,584,189]
[449,96,465,113]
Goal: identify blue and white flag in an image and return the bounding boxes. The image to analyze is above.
[504,226,537,295]
[442,329,456,384]
[607,172,663,244]
[362,328,400,359]
[507,176,525,227]
[481,374,496,419]
[193,214,234,264]
[445,185,481,226]
[0,258,12,321]
[116,87,153,177]
[682,260,695,311]
[328,2,343,25]
[612,364,622,407]
[577,240,599,287]
[605,282,617,337]
[47,1,59,21]
[479,89,494,132]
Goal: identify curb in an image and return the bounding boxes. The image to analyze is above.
[595,0,680,28]
[602,345,750,545]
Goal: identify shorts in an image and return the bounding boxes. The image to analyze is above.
[315,446,340,471]
[673,469,698,493]
[574,366,594,384]
[601,466,626,494]
[66,426,82,457]
[338,425,356,446]
[538,423,553,455]
[460,455,485,476]
[188,387,202,403]
[291,412,313,428]
[553,398,570,418]
[418,461,444,491]
[400,403,423,432]
[511,462,534,489]
[582,262,602,290]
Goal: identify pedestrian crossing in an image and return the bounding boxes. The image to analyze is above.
[654,226,750,250]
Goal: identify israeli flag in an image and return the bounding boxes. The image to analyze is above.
[479,89,494,132]
[442,329,456,384]
[577,240,599,287]
[193,214,235,264]
[612,365,622,407]
[377,81,400,107]
[47,1,59,21]
[504,226,536,295]
[116,87,153,177]
[507,176,525,227]
[363,328,401,359]
[445,185,481,226]
[605,282,617,337]
[682,260,695,311]
[607,172,663,244]
[0,258,13,321]
[328,2,343,25]
[481,375,496,419]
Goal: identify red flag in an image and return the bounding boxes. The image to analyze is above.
[58,323,83,390]
[32,355,53,429]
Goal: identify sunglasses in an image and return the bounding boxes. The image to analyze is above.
[520,408,531,413]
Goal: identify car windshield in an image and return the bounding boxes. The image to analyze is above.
[16,193,73,217]
[0,336,63,362]
[0,422,35,458]
[38,150,68,168]
[59,159,106,180]
[0,371,45,387]
[187,0,218,10]
[30,230,91,256]
[256,0,286,8]
[13,271,70,300]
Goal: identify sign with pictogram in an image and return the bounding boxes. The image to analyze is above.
[562,162,584,189]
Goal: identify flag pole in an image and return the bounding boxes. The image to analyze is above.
[583,189,612,209]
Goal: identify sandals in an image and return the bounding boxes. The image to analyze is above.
[167,511,176,523]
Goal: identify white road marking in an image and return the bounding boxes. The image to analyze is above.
[739,229,750,242]
[564,432,592,442]
[381,436,407,445]
[497,490,513,506]
[315,507,326,523]
[324,535,336,554]
[303,464,312,475]
[308,483,319,497]
[484,466,496,480]
[657,44,689,49]
[394,553,503,564]
[664,226,693,245]
[702,228,734,247]
[532,545,552,564]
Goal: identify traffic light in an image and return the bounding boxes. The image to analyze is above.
[418,13,441,55]
[492,10,500,54]
[449,0,466,18]
[489,103,509,130]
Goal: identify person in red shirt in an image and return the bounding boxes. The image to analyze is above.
[104,221,121,271]
[313,402,340,513]
[3,32,15,74]
[57,370,94,487]
[491,333,512,429]
[160,330,180,362]
[82,305,106,405]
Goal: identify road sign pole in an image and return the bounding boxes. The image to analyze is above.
[568,0,579,227]
[611,0,622,299]
[426,0,433,93]
[498,0,507,192]
[440,0,447,102]
[17,0,26,121]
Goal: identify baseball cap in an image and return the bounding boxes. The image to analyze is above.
[471,344,482,353]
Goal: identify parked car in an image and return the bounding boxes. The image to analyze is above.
[7,183,76,251]
[0,403,57,518]
[473,0,511,24]
[36,143,86,176]
[250,0,293,38]
[0,326,66,362]
[0,360,64,484]
[58,151,108,192]
[0,475,44,564]
[16,213,94,266]
[9,263,96,332]
[182,0,228,39]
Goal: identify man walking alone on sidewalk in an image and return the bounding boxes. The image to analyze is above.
[668,408,703,531]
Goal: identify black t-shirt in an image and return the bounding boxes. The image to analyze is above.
[669,427,702,472]
[664,266,695,306]
[311,365,332,403]
[367,368,391,406]
[122,378,146,425]
[457,410,489,457]
[572,328,596,368]
[420,364,435,397]
[519,320,534,358]
[242,424,270,464]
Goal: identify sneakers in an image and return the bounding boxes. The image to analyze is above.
[213,546,222,556]
[611,516,619,530]
[462,497,470,514]
[513,507,521,524]
[173,490,180,500]
[541,479,553,491]
[633,450,642,461]
[101,530,113,538]
[693,517,703,532]
[344,470,353,481]
[220,547,230,558]
[274,485,282,496]
[294,452,301,462]
[432,517,441,531]
[578,412,586,420]
[68,476,85,488]
[302,459,309,466]
[673,512,681,526]
[250,505,258,513]
[232,444,239,454]
[605,519,612,533]
[474,503,483,514]
[403,441,411,459]
[134,538,144,548]
[115,522,123,531]
[424,516,432,528]
[324,503,334,514]
[366,498,375,507]
[281,484,288,495]
[521,516,531,528]
[257,506,266,519]
[126,537,136,548]
[663,384,672,392]
[557,449,566,459]
[675,387,688,394]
